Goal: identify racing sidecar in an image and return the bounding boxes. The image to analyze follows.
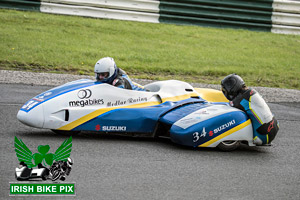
[17,79,256,151]
[15,162,49,181]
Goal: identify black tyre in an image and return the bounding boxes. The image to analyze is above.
[51,170,61,181]
[41,171,47,181]
[217,141,240,151]
[51,129,80,136]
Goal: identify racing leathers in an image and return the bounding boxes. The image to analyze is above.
[111,68,145,91]
[230,88,279,145]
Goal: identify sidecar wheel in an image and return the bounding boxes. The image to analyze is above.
[217,141,240,151]
[51,130,80,136]
[41,171,48,181]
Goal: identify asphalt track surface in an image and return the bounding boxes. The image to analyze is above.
[1,83,300,200]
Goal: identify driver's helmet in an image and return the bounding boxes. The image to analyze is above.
[94,57,118,84]
[221,74,245,101]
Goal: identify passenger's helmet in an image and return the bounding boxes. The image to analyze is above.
[94,57,118,84]
[221,74,245,100]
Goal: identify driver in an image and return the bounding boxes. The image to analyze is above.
[94,57,145,91]
[221,74,279,145]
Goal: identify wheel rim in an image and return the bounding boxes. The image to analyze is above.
[221,140,238,146]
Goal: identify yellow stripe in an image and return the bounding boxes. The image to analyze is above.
[198,119,251,147]
[266,134,269,144]
[58,92,199,130]
[249,96,263,124]
[58,101,160,130]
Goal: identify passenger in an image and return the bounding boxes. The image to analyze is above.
[94,57,145,91]
[221,74,279,145]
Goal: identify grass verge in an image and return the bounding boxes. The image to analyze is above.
[1,9,300,89]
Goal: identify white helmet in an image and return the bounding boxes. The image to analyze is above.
[94,57,117,83]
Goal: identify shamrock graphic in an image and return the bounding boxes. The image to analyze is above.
[32,145,54,167]
[14,136,72,168]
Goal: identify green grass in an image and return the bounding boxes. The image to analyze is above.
[1,9,300,89]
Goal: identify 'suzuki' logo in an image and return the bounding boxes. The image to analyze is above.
[95,125,127,131]
[103,126,127,131]
[214,120,236,134]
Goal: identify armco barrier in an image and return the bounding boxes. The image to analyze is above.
[0,0,299,34]
[40,2,159,23]
[273,0,300,14]
[42,0,160,23]
[158,0,273,31]
[271,0,300,34]
[41,0,160,13]
[0,0,41,11]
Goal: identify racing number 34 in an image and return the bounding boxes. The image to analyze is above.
[193,128,207,142]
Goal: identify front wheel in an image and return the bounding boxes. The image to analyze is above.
[51,170,61,181]
[41,171,48,181]
[217,141,240,151]
[51,129,80,136]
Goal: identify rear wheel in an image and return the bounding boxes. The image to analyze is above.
[51,129,80,136]
[41,171,48,180]
[217,141,240,151]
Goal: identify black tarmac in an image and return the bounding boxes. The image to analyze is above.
[1,84,300,200]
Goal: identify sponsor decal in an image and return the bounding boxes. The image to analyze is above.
[174,105,234,130]
[69,99,104,107]
[95,125,101,131]
[213,119,236,134]
[127,97,147,103]
[267,120,274,132]
[44,92,52,96]
[107,100,127,107]
[77,89,92,99]
[193,120,236,143]
[178,117,199,124]
[21,100,39,110]
[107,97,147,107]
[103,126,127,131]
[69,89,104,107]
[33,92,53,102]
[195,108,209,115]
[95,125,127,131]
[32,98,44,102]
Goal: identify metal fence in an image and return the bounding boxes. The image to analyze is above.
[1,0,299,34]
